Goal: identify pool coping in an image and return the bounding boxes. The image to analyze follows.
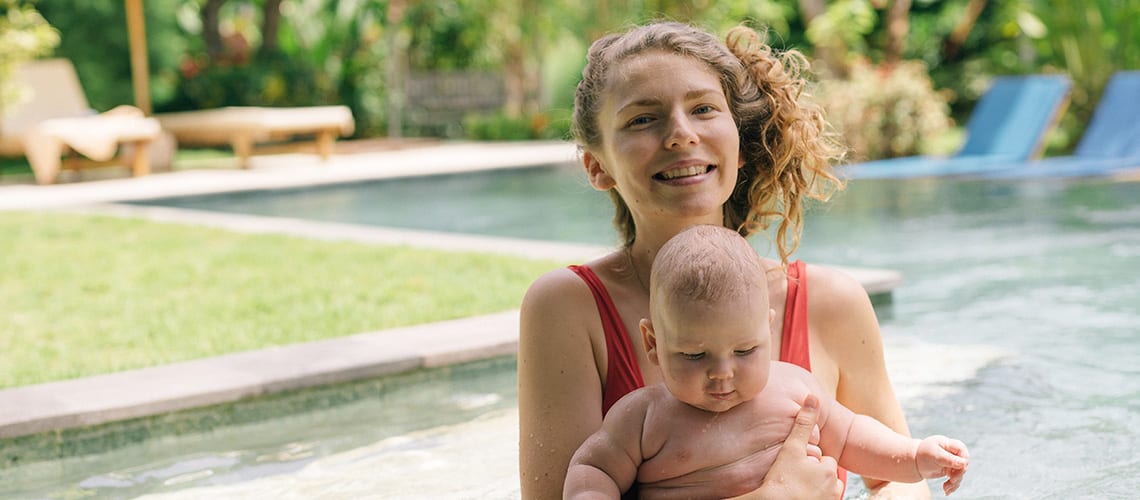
[0,140,903,441]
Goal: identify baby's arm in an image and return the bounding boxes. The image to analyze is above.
[563,391,651,499]
[811,379,969,494]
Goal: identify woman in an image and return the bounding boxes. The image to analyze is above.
[519,21,927,499]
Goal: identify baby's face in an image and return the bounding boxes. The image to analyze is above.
[649,292,772,412]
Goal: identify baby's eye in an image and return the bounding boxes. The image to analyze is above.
[680,352,705,360]
[735,347,758,356]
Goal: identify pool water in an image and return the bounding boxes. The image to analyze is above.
[127,164,620,246]
[4,357,520,499]
[11,168,1140,498]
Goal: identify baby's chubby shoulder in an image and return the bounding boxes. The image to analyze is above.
[608,383,671,413]
[770,359,815,380]
[766,361,827,400]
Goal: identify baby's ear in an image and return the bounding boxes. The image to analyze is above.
[583,151,616,191]
[640,318,660,366]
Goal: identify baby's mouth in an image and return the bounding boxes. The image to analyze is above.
[655,164,714,180]
[708,390,735,400]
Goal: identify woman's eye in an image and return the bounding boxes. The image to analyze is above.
[735,347,758,356]
[694,105,714,114]
[628,115,654,127]
[680,352,705,360]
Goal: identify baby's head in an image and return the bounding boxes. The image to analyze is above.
[640,225,774,412]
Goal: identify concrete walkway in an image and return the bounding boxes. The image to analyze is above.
[0,140,902,439]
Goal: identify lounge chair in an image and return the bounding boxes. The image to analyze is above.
[0,59,163,184]
[975,71,1140,179]
[842,74,1072,179]
[155,105,355,168]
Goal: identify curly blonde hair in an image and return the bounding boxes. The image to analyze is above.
[571,21,846,264]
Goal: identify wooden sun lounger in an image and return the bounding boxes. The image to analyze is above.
[0,59,162,184]
[155,106,355,168]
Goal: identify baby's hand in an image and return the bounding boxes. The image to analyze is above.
[915,435,969,495]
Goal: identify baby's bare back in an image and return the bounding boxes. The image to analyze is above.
[635,365,819,499]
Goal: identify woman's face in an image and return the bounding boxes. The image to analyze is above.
[585,51,742,226]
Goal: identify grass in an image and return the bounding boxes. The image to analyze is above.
[0,211,566,389]
[0,147,239,183]
[0,156,32,178]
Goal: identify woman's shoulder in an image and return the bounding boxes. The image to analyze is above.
[522,253,624,305]
[800,262,885,371]
[519,254,622,336]
[800,261,875,316]
[520,266,592,319]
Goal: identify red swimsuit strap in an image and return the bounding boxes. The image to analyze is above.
[568,265,645,416]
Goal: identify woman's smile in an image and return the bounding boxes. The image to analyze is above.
[654,162,716,182]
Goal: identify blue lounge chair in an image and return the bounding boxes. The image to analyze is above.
[843,74,1072,179]
[976,71,1140,179]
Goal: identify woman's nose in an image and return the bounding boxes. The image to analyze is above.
[665,113,699,150]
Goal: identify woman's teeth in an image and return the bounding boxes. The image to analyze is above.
[657,165,711,180]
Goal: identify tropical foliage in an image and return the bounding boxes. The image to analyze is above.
[817,59,953,160]
[7,0,1140,157]
[0,0,58,115]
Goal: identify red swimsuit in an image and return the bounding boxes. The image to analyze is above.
[568,260,848,491]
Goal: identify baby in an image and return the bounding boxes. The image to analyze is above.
[564,225,969,499]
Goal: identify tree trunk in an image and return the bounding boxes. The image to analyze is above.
[386,0,408,138]
[943,0,988,61]
[799,0,826,21]
[202,0,227,61]
[504,42,525,118]
[503,0,544,118]
[260,0,283,58]
[799,0,849,78]
[884,0,912,67]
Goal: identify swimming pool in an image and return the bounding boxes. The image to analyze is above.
[125,163,621,246]
[10,167,1140,498]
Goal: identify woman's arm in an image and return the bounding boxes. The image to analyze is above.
[518,268,608,499]
[808,265,934,499]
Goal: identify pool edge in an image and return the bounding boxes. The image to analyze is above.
[0,310,520,441]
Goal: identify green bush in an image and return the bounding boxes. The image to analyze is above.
[162,52,336,112]
[0,1,59,114]
[816,59,953,161]
[462,110,571,141]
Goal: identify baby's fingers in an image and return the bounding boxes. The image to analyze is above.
[942,438,970,459]
[938,438,970,469]
[942,468,966,496]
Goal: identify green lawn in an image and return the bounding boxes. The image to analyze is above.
[0,156,33,178]
[0,211,565,389]
[0,147,240,182]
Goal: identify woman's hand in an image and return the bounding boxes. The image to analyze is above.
[732,394,844,500]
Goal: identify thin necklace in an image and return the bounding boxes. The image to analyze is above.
[627,246,649,294]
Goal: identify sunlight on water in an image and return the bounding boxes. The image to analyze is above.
[89,337,1008,500]
[137,409,521,500]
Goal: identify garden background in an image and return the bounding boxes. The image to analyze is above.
[2,0,1140,387]
[4,0,1140,163]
